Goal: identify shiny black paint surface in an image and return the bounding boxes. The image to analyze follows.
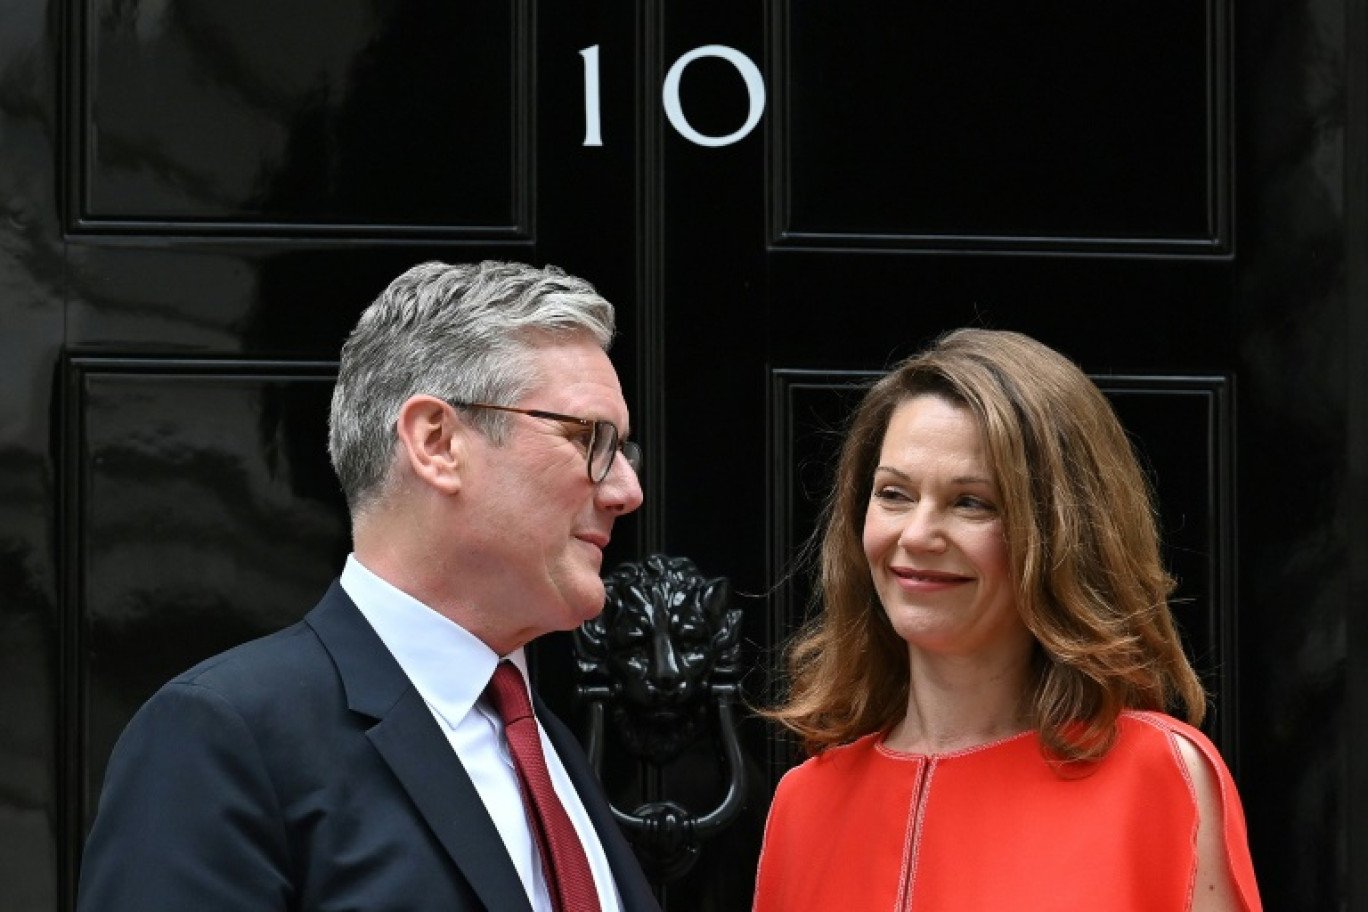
[0,0,1358,910]
[1235,0,1356,900]
[70,362,349,823]
[779,0,1216,244]
[81,0,522,230]
[1,2,66,908]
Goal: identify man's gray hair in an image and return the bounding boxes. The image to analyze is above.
[328,260,616,516]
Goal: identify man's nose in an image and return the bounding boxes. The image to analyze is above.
[597,452,644,514]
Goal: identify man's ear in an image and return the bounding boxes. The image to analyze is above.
[394,395,465,495]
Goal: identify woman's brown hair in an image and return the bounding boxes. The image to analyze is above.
[767,329,1207,762]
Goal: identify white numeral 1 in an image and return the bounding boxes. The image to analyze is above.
[580,45,603,147]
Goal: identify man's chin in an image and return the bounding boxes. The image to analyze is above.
[563,580,608,626]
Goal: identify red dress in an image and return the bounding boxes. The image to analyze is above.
[754,711,1261,911]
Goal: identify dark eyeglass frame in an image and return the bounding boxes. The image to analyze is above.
[443,399,641,484]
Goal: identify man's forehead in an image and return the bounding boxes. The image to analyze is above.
[520,342,628,417]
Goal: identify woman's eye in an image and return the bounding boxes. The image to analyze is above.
[873,487,911,503]
[958,495,996,513]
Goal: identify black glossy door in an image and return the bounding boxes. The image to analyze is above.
[0,1,1364,910]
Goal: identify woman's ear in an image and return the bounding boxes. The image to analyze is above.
[395,395,464,495]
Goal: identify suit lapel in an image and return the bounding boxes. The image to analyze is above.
[306,583,533,912]
[367,693,534,912]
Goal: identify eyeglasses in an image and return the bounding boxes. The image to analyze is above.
[444,400,642,484]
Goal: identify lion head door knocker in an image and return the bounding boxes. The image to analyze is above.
[574,554,747,882]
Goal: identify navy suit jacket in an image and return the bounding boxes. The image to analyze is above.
[78,581,659,911]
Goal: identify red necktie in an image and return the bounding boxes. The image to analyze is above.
[485,662,603,912]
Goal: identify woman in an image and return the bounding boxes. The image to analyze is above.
[754,329,1260,911]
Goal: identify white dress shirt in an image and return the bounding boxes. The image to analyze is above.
[340,555,623,912]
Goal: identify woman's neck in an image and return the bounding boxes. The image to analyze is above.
[884,645,1035,755]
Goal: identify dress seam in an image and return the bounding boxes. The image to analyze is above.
[895,757,935,911]
[1129,711,1246,912]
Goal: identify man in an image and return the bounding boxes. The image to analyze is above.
[78,261,658,911]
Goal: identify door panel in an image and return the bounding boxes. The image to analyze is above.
[79,0,527,232]
[67,361,348,830]
[773,0,1223,248]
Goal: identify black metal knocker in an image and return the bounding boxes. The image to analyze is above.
[573,554,747,882]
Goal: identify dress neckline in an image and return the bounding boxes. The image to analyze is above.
[873,726,1036,761]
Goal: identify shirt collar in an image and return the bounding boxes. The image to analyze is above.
[339,553,528,731]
